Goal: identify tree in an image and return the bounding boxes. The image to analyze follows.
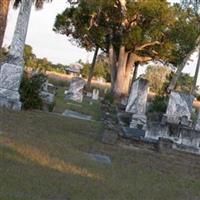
[54,0,200,97]
[144,65,171,94]
[81,53,110,80]
[175,73,193,92]
[182,0,200,95]
[86,46,99,90]
[168,0,200,93]
[0,0,10,48]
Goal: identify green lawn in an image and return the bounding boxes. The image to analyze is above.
[1,90,200,199]
[54,87,101,120]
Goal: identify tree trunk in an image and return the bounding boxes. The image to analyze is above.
[167,48,197,93]
[128,62,138,93]
[86,46,99,90]
[123,53,135,95]
[0,0,10,48]
[113,46,137,97]
[9,0,32,61]
[132,62,139,81]
[191,47,200,94]
[108,43,117,92]
[114,46,128,97]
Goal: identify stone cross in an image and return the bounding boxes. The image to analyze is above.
[0,0,32,110]
[126,78,149,130]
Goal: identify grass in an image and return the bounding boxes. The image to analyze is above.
[1,91,200,199]
[54,87,102,120]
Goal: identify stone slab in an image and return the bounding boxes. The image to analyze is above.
[121,126,145,139]
[62,109,92,121]
[86,153,111,164]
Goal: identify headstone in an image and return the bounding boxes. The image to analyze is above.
[163,91,193,125]
[40,91,55,105]
[41,79,49,92]
[121,97,128,106]
[126,78,149,130]
[0,0,32,110]
[92,89,99,100]
[65,77,85,102]
[86,92,92,98]
[195,108,200,131]
[0,63,23,110]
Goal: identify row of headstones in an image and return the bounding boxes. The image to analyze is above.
[125,78,200,131]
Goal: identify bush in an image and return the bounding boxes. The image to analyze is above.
[104,92,114,104]
[148,95,168,113]
[20,72,47,110]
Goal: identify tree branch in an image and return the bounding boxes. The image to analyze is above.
[135,41,160,51]
[132,53,152,62]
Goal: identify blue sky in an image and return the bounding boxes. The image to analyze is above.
[3,0,200,85]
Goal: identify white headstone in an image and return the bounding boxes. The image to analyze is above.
[92,89,99,100]
[164,91,193,125]
[65,77,86,102]
[126,78,149,130]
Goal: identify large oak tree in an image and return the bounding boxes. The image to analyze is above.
[54,0,200,97]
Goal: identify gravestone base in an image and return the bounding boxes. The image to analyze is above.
[130,114,147,130]
[0,94,21,111]
[0,63,23,111]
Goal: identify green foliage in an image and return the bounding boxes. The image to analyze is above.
[81,53,110,80]
[20,72,46,110]
[181,0,200,13]
[148,95,168,113]
[54,0,200,66]
[0,48,7,59]
[144,65,171,94]
[24,45,66,73]
[104,91,114,104]
[191,112,198,123]
[175,73,193,92]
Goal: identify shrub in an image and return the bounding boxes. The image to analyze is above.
[104,92,114,104]
[148,95,168,113]
[20,72,47,110]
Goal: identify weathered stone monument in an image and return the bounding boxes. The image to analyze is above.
[126,78,149,130]
[162,91,194,126]
[195,108,200,131]
[92,89,99,100]
[0,0,32,110]
[65,77,85,102]
[40,79,55,106]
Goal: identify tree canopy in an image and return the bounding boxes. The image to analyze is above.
[54,0,200,64]
[54,0,200,96]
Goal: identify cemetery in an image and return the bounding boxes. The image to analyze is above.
[1,0,200,199]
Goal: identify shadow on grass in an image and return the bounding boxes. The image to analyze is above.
[0,143,104,200]
[1,139,103,181]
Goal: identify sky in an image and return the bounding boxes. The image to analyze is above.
[3,0,200,85]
